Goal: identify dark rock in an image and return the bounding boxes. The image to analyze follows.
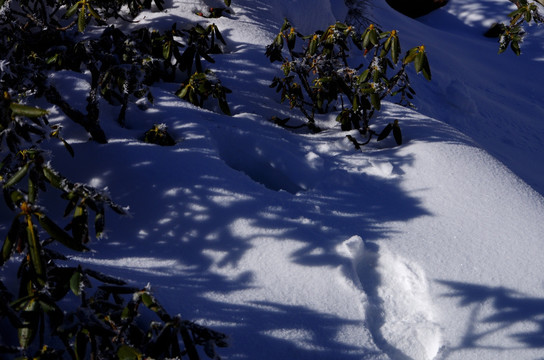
[385,0,449,18]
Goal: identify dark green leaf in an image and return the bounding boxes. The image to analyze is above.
[27,221,46,286]
[117,345,142,360]
[287,28,296,50]
[63,195,79,218]
[369,29,379,46]
[180,324,200,360]
[10,103,49,118]
[218,97,231,116]
[163,41,172,60]
[78,5,86,33]
[421,54,432,80]
[511,41,521,55]
[18,299,38,349]
[214,26,226,45]
[72,204,89,244]
[61,138,75,157]
[63,2,80,19]
[3,162,30,188]
[94,208,105,238]
[370,92,381,110]
[280,18,291,32]
[176,85,190,99]
[309,35,318,55]
[377,123,393,141]
[87,5,101,20]
[403,47,418,64]
[38,214,89,252]
[1,217,20,265]
[7,189,25,210]
[393,120,402,145]
[391,36,400,64]
[414,51,424,73]
[70,269,82,296]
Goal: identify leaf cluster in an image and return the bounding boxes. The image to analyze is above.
[497,0,544,55]
[176,71,232,115]
[0,101,227,359]
[0,2,231,358]
[265,20,431,146]
[143,123,176,146]
[0,0,232,141]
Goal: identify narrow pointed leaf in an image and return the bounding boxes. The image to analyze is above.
[70,269,82,296]
[403,47,418,64]
[78,5,86,33]
[420,54,432,80]
[18,299,38,349]
[63,2,80,19]
[391,36,400,64]
[38,214,89,252]
[28,174,37,204]
[309,35,318,55]
[10,103,49,118]
[414,51,424,73]
[72,204,89,244]
[370,92,381,110]
[117,345,142,360]
[3,162,30,188]
[163,41,171,60]
[1,218,20,265]
[61,139,75,157]
[393,120,402,145]
[219,97,231,116]
[27,220,46,286]
[369,29,379,46]
[42,166,64,190]
[87,5,101,20]
[377,123,393,141]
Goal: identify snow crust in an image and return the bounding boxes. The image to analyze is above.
[3,0,544,359]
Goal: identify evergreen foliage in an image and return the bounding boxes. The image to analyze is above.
[265,19,431,146]
[495,0,544,55]
[0,0,232,358]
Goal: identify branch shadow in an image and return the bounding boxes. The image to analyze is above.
[0,2,462,359]
[418,0,516,33]
[34,95,435,359]
[438,280,544,352]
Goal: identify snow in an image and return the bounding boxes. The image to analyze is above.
[3,0,544,359]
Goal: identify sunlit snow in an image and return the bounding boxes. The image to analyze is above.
[2,0,544,359]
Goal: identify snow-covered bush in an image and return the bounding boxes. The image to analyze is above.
[0,0,231,138]
[0,1,230,358]
[266,19,431,145]
[0,87,227,360]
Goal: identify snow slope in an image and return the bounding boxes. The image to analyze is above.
[3,0,544,359]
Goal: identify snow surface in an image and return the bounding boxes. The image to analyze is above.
[3,0,544,359]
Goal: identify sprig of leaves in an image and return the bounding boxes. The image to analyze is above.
[176,71,232,115]
[497,0,544,55]
[266,20,431,145]
[64,0,104,33]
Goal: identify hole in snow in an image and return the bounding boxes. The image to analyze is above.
[214,132,305,194]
